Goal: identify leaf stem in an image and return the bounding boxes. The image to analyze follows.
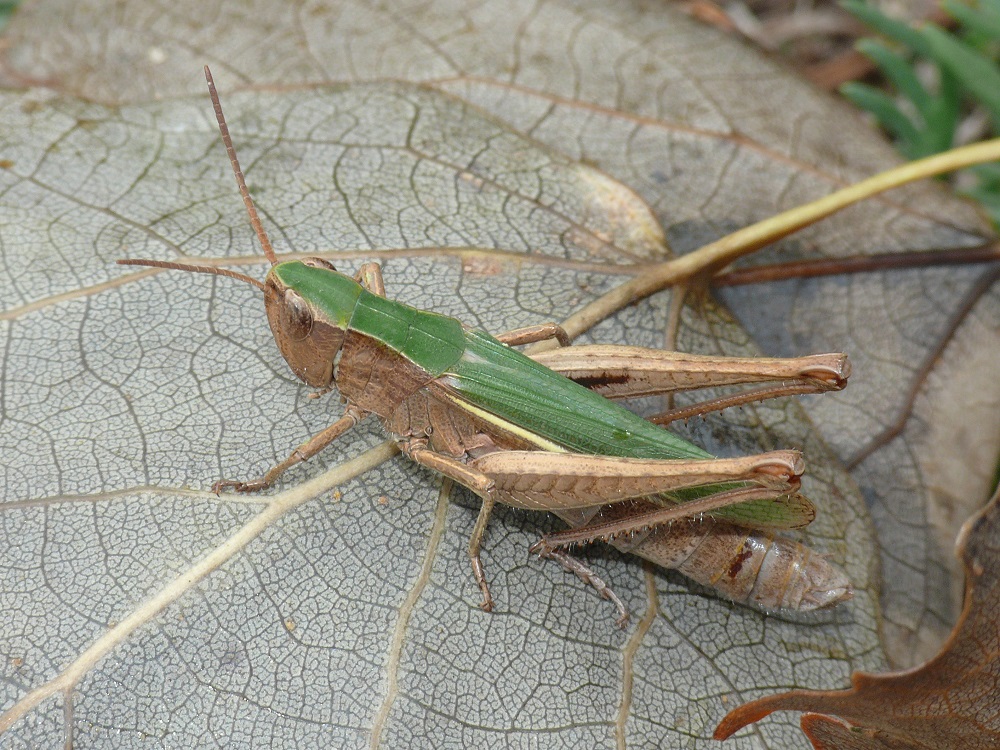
[559,138,1000,340]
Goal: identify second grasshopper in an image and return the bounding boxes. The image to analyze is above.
[120,68,852,622]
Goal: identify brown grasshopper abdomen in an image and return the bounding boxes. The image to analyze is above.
[652,520,851,611]
[559,501,851,612]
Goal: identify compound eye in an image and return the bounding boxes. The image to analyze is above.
[303,257,337,272]
[283,290,314,340]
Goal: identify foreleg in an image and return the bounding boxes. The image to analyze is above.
[213,403,368,493]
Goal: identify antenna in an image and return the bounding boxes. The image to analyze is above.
[204,66,278,266]
[117,258,266,290]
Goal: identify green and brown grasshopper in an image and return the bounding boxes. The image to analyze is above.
[120,68,852,623]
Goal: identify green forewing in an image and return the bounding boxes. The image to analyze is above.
[446,331,812,529]
[450,331,711,460]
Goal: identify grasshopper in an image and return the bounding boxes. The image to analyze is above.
[120,68,852,621]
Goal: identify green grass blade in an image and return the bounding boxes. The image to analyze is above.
[856,38,932,114]
[942,0,1000,42]
[922,24,1000,122]
[841,82,922,155]
[981,0,1000,22]
[0,0,18,31]
[920,70,961,154]
[693,493,815,530]
[841,0,932,54]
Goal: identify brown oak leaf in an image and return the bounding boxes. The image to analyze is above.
[714,485,1000,748]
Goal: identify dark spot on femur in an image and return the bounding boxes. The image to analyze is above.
[574,373,632,388]
[303,257,337,271]
[283,290,313,340]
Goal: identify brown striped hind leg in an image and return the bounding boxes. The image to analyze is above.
[530,347,850,423]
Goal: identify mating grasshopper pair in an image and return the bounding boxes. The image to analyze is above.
[120,68,852,622]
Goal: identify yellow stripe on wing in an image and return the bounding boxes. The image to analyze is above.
[436,387,568,453]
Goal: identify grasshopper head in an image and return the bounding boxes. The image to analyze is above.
[264,258,360,389]
[117,256,356,392]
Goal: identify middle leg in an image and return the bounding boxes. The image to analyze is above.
[399,438,500,612]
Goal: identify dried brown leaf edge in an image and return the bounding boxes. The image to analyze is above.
[714,484,1000,748]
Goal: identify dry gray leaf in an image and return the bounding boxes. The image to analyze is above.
[0,80,876,749]
[2,0,993,667]
[0,0,996,748]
